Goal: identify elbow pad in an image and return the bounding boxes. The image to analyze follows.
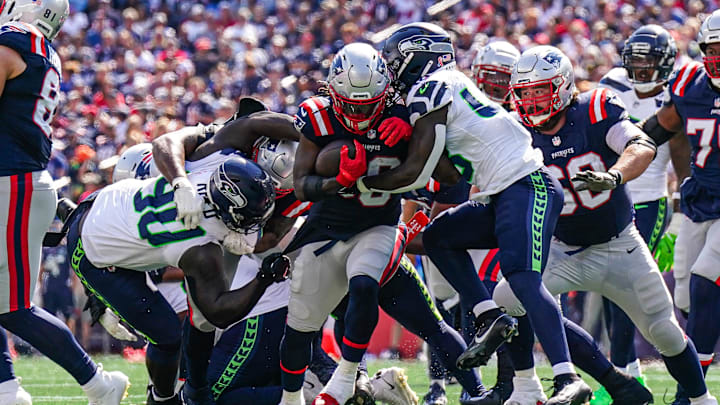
[640,115,676,146]
[625,134,657,158]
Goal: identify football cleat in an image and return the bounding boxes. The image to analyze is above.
[182,383,214,405]
[304,371,324,404]
[691,394,719,405]
[671,383,690,405]
[0,378,32,405]
[346,370,375,405]
[313,392,340,405]
[590,386,611,405]
[488,379,513,403]
[545,374,592,405]
[604,372,652,405]
[146,385,183,405]
[457,313,518,369]
[87,364,130,405]
[422,383,447,405]
[369,367,417,405]
[504,375,548,405]
[459,389,502,405]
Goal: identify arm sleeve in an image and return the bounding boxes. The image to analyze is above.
[605,119,646,155]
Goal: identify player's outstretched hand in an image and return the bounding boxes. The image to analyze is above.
[336,140,367,187]
[172,177,204,229]
[257,252,291,284]
[572,170,621,192]
[379,117,412,147]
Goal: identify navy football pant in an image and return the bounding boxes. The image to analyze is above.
[604,197,670,368]
[423,169,572,367]
[67,218,181,397]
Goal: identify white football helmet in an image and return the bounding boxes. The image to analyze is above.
[113,143,159,182]
[510,46,575,127]
[472,41,520,104]
[13,0,68,41]
[252,137,297,196]
[327,42,390,134]
[699,9,720,87]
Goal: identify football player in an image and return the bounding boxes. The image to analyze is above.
[593,24,677,403]
[0,0,130,404]
[494,45,714,405]
[638,10,720,404]
[472,41,521,111]
[361,23,592,402]
[62,156,289,404]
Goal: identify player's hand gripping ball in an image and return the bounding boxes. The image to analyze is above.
[314,139,367,186]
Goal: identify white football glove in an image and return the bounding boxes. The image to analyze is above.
[223,231,257,256]
[99,308,137,341]
[172,177,203,230]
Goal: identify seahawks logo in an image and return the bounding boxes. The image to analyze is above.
[398,35,454,55]
[213,167,248,209]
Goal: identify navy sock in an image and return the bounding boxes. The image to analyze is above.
[0,327,14,383]
[496,345,515,382]
[563,318,613,380]
[182,319,215,390]
[459,303,477,344]
[342,276,379,362]
[663,339,707,398]
[280,326,315,392]
[146,341,181,397]
[0,306,96,384]
[506,315,535,371]
[605,300,637,368]
[426,323,484,396]
[687,275,720,363]
[428,298,454,381]
[506,271,570,366]
[216,385,282,405]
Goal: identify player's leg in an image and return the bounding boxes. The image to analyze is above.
[379,256,484,401]
[422,201,513,367]
[0,325,30,405]
[208,307,287,405]
[280,241,349,405]
[601,225,712,403]
[0,173,128,404]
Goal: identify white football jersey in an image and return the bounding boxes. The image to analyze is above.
[406,66,544,198]
[82,169,241,271]
[598,67,670,203]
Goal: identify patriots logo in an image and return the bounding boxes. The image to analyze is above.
[331,56,344,75]
[552,136,561,146]
[366,129,377,139]
[714,98,720,108]
[542,52,563,69]
[398,35,454,55]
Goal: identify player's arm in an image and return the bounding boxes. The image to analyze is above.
[641,102,690,182]
[179,243,288,328]
[358,106,451,194]
[293,135,348,201]
[254,215,296,253]
[0,45,26,97]
[194,111,298,157]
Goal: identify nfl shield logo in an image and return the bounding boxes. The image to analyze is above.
[367,129,377,139]
[714,98,720,108]
[552,136,561,146]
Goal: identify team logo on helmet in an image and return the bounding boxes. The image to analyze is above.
[542,52,563,69]
[213,166,248,209]
[398,35,453,55]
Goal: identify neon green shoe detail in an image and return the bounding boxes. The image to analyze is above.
[591,385,611,405]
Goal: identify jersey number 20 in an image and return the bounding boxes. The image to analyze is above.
[33,68,61,138]
[547,152,611,215]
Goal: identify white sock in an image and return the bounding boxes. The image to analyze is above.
[626,359,642,377]
[515,368,537,379]
[280,388,304,405]
[690,392,710,403]
[151,387,174,402]
[472,300,499,318]
[81,369,106,398]
[551,362,576,377]
[323,359,359,402]
[430,379,445,389]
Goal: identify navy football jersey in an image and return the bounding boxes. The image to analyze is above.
[526,88,634,246]
[292,96,409,241]
[664,62,720,222]
[0,22,62,176]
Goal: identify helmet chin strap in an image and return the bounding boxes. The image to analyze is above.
[633,81,660,93]
[711,77,720,90]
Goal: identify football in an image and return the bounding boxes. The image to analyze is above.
[314,139,357,178]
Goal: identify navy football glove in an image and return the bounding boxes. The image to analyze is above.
[572,170,622,192]
[256,253,291,284]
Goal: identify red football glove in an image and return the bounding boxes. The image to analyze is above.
[336,140,367,187]
[379,117,412,147]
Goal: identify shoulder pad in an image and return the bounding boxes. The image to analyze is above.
[587,88,627,124]
[0,22,47,58]
[598,68,633,93]
[296,97,334,137]
[669,61,703,98]
[406,79,451,126]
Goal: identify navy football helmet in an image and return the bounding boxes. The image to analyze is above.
[208,157,276,233]
[622,25,677,92]
[381,22,454,94]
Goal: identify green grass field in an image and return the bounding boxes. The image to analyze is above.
[12,355,720,404]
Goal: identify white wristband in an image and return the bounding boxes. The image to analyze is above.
[171,176,192,189]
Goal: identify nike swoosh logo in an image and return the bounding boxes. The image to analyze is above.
[382,379,395,390]
[305,381,315,389]
[627,246,638,254]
